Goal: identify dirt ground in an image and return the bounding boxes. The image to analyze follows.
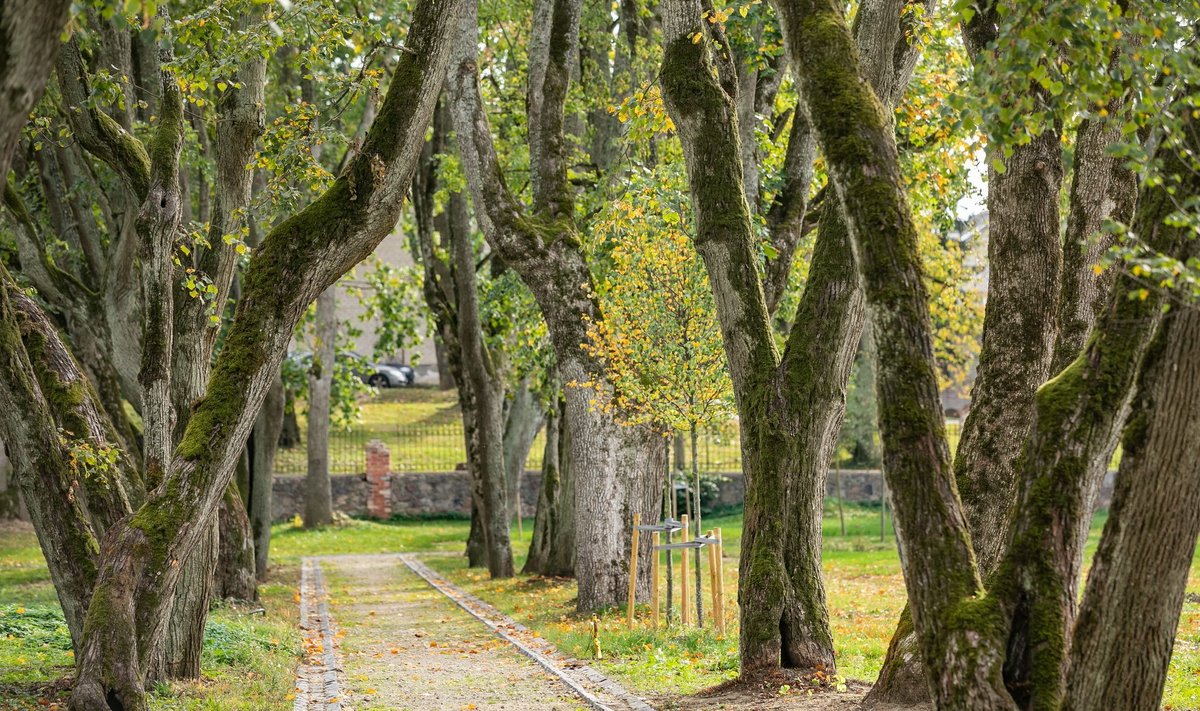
[650,671,929,710]
[321,555,586,710]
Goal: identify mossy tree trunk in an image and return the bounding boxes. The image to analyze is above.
[661,0,929,679]
[0,276,138,650]
[1062,307,1200,711]
[869,11,1141,703]
[987,120,1200,707]
[448,0,664,609]
[63,0,462,705]
[769,0,1015,705]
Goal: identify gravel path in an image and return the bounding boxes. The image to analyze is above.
[316,554,586,710]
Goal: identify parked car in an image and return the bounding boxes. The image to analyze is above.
[364,362,414,388]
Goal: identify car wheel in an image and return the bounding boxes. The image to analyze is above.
[368,374,389,388]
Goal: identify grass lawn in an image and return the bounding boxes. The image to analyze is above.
[4,506,1199,709]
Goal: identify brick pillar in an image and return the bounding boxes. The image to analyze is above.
[365,440,391,520]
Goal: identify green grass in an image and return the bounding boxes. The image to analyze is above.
[0,523,300,710]
[4,508,1199,708]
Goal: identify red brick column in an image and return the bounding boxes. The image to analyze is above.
[365,440,392,520]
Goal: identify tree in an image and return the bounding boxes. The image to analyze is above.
[579,161,735,619]
[0,0,461,706]
[661,0,936,677]
[449,0,665,609]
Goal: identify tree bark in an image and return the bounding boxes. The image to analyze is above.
[66,0,461,703]
[989,115,1200,707]
[0,275,137,650]
[216,483,257,600]
[304,286,337,529]
[0,0,72,182]
[771,0,1014,705]
[1062,307,1200,711]
[870,21,1139,704]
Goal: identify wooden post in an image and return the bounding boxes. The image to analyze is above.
[627,513,640,629]
[680,514,691,626]
[714,527,726,636]
[651,531,661,628]
[706,529,719,632]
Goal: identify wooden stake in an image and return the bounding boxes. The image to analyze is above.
[706,529,719,634]
[651,531,661,628]
[714,527,726,637]
[680,514,690,626]
[627,513,640,629]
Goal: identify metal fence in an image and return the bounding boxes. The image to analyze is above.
[274,419,965,476]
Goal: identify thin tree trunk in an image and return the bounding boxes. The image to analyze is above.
[216,482,257,600]
[503,377,544,518]
[1063,307,1200,711]
[449,187,514,579]
[304,286,337,529]
[250,374,285,580]
[525,395,575,576]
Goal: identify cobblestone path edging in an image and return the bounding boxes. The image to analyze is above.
[295,558,347,711]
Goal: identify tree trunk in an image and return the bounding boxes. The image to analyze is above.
[1063,307,1200,711]
[304,286,337,529]
[0,277,137,650]
[146,522,218,682]
[503,377,544,516]
[664,0,929,680]
[250,374,285,580]
[216,483,257,600]
[449,187,514,579]
[524,395,575,576]
[771,0,1015,705]
[0,0,72,182]
[990,115,1200,706]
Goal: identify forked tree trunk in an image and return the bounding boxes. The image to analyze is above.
[304,286,337,528]
[1063,307,1200,711]
[662,0,925,679]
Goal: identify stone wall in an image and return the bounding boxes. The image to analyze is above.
[271,469,545,521]
[271,466,1117,522]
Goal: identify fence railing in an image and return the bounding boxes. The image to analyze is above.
[273,419,966,476]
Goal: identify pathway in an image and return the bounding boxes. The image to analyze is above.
[293,553,653,711]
